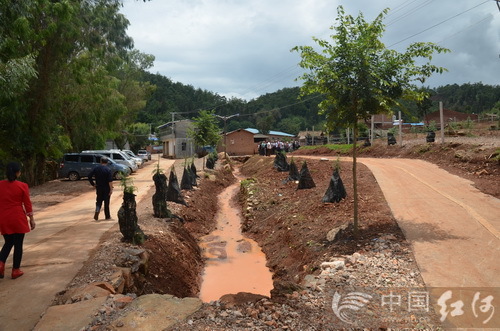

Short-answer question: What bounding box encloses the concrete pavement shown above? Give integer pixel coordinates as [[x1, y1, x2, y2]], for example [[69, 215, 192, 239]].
[[356, 157, 500, 288], [0, 158, 175, 331]]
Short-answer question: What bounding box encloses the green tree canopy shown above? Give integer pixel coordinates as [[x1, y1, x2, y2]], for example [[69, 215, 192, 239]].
[[188, 110, 221, 149], [292, 6, 449, 235], [0, 0, 153, 185]]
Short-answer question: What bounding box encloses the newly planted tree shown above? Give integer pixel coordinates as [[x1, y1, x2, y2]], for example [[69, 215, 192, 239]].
[[118, 173, 145, 244], [293, 6, 449, 235], [189, 110, 221, 157], [152, 162, 171, 218]]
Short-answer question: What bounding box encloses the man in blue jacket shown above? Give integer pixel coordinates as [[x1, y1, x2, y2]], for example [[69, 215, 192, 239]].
[[88, 157, 114, 220]]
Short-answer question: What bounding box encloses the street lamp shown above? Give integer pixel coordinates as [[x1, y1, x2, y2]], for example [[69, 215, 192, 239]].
[[214, 113, 240, 155]]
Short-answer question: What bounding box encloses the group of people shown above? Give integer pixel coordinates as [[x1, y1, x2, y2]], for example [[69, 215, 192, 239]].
[[257, 140, 301, 156], [0, 157, 114, 280]]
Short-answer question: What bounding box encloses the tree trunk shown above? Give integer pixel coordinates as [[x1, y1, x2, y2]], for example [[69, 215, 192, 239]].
[[180, 167, 193, 190], [352, 125, 359, 237], [152, 172, 171, 218], [297, 161, 315, 189], [166, 168, 187, 205], [118, 192, 145, 244], [322, 169, 347, 203]]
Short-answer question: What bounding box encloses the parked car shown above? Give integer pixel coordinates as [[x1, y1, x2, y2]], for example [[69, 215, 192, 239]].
[[120, 149, 144, 167], [82, 150, 138, 173], [58, 153, 130, 181], [137, 149, 151, 161]]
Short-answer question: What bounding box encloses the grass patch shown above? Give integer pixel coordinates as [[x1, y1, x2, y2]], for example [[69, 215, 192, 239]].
[[240, 177, 257, 188], [299, 144, 353, 154], [493, 149, 500, 162], [415, 144, 431, 154]]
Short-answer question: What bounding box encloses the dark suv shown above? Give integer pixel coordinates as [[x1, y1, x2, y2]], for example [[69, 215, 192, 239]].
[[58, 153, 130, 181]]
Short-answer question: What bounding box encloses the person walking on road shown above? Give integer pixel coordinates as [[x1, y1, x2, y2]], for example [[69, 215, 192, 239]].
[[0, 162, 36, 279], [88, 157, 114, 221]]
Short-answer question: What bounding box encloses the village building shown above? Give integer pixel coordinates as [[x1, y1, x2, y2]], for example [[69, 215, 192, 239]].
[[371, 114, 396, 129], [218, 128, 295, 156], [297, 130, 325, 146], [157, 119, 195, 159]]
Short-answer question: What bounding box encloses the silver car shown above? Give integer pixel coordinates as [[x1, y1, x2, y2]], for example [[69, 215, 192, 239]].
[[82, 150, 138, 173], [137, 149, 151, 161], [121, 149, 144, 168]]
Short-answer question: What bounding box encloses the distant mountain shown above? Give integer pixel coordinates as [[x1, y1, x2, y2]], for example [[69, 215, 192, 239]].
[[138, 72, 499, 135]]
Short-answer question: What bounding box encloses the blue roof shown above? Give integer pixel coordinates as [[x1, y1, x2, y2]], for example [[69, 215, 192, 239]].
[[245, 128, 294, 137]]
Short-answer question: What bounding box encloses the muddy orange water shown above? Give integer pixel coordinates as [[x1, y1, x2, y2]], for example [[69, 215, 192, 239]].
[[199, 176, 273, 302]]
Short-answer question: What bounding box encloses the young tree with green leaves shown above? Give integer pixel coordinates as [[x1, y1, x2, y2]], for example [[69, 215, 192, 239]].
[[292, 6, 449, 236], [188, 110, 221, 152]]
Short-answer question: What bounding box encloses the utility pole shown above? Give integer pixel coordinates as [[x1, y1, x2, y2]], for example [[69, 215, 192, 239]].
[[214, 113, 240, 155], [398, 111, 402, 146], [439, 101, 445, 144]]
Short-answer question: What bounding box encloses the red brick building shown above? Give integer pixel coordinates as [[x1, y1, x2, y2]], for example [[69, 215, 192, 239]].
[[220, 129, 257, 155], [218, 128, 295, 156]]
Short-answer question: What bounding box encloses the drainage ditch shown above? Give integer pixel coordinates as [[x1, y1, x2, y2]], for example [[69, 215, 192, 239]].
[[198, 171, 273, 302]]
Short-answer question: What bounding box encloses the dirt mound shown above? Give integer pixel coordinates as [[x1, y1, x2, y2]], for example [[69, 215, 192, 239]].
[[238, 156, 399, 286], [139, 222, 203, 298]]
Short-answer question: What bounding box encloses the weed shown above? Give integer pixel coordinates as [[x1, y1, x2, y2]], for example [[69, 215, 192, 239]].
[[493, 149, 500, 162], [333, 157, 341, 173], [240, 177, 257, 189], [416, 145, 431, 154]]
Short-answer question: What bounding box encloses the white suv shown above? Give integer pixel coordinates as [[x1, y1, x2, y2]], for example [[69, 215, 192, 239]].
[[137, 149, 151, 161]]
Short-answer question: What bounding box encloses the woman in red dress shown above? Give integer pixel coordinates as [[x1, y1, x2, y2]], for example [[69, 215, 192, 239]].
[[0, 162, 36, 279]]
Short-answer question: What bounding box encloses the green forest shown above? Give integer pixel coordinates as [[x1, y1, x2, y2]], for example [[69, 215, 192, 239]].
[[141, 74, 500, 136], [1, 1, 499, 185]]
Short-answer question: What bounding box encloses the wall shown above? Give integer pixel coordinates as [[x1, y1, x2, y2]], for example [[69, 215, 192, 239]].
[[222, 130, 257, 156]]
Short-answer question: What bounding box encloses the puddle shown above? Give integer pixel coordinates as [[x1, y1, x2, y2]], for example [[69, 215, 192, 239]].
[[199, 176, 273, 302]]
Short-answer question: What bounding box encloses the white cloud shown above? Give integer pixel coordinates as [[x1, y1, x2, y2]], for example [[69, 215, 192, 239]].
[[121, 0, 500, 100]]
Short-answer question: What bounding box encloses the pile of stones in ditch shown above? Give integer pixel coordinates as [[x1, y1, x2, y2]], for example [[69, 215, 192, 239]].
[[170, 233, 442, 330]]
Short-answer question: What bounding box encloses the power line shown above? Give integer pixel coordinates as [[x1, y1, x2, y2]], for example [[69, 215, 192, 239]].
[[388, 0, 490, 47], [387, 0, 422, 18], [386, 0, 434, 26], [436, 14, 491, 45]]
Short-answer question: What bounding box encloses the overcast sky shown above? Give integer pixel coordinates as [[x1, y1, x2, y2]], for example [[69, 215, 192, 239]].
[[120, 0, 500, 101]]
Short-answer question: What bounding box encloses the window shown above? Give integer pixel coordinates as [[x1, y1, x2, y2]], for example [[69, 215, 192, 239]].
[[64, 155, 79, 162], [181, 142, 187, 151], [113, 153, 124, 160], [80, 155, 94, 163]]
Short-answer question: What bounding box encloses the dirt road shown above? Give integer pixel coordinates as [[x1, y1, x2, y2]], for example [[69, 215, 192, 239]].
[[0, 158, 175, 331], [348, 157, 500, 287]]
